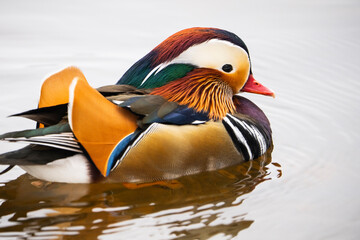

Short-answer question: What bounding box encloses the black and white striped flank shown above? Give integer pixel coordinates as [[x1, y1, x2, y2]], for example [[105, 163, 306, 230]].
[[222, 113, 270, 160]]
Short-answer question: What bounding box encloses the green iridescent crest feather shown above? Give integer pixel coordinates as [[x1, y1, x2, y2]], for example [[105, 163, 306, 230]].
[[140, 64, 194, 88], [118, 62, 194, 89]]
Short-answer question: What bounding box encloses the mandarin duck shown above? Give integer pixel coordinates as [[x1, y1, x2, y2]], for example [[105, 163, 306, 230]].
[[0, 27, 274, 183]]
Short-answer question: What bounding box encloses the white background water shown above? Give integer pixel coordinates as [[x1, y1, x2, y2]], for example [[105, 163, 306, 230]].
[[0, 0, 359, 239]]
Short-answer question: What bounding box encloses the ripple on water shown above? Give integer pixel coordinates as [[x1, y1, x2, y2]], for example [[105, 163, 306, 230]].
[[0, 148, 275, 239]]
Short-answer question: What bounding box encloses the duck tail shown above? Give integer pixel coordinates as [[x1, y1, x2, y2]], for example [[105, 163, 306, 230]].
[[0, 123, 81, 152]]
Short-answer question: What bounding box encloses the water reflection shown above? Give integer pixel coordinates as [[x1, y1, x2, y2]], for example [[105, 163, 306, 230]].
[[0, 147, 275, 239]]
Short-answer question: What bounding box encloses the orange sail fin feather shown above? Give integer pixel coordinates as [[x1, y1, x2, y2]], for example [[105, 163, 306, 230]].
[[39, 66, 85, 108], [151, 68, 236, 119], [68, 75, 138, 176], [37, 67, 86, 128]]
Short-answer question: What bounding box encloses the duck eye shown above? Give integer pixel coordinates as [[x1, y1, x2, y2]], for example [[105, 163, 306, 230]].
[[222, 64, 233, 73]]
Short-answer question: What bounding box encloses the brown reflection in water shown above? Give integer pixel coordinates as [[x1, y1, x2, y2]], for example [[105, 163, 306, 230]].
[[0, 146, 276, 240]]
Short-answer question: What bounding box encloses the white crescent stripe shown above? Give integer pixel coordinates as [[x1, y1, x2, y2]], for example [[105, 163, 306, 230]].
[[223, 116, 253, 159]]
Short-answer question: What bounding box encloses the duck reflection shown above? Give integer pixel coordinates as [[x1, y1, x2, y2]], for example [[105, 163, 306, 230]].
[[0, 146, 274, 240]]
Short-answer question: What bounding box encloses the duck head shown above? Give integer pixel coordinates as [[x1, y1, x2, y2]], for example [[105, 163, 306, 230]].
[[117, 27, 274, 119]]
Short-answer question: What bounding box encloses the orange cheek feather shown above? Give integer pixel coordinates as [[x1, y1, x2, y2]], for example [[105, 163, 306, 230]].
[[221, 65, 250, 93]]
